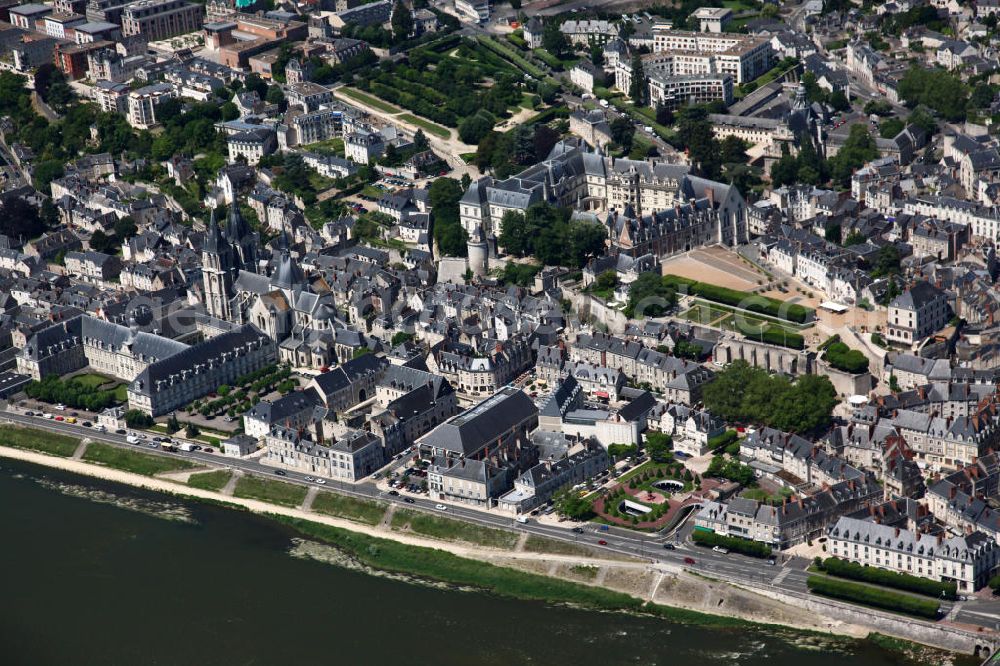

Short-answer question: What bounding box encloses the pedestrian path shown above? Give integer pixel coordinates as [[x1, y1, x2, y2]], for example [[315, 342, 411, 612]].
[[220, 470, 240, 496], [300, 486, 319, 512], [71, 438, 90, 460]]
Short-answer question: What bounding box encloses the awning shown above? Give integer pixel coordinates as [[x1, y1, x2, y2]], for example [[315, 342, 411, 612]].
[[819, 301, 849, 314], [594, 390, 610, 399]]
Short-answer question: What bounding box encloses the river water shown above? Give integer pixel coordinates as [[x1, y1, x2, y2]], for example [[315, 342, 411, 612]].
[[0, 458, 944, 665]]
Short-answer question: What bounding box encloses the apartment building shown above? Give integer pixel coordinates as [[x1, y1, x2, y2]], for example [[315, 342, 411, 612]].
[[827, 516, 1000, 593], [127, 82, 175, 129], [886, 281, 950, 348], [121, 0, 202, 41], [649, 26, 772, 84]]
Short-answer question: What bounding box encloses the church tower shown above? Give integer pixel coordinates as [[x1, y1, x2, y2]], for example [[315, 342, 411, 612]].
[[226, 205, 259, 273], [203, 209, 236, 321]]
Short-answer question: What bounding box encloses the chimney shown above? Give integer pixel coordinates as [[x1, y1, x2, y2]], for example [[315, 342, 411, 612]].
[[705, 186, 715, 209]]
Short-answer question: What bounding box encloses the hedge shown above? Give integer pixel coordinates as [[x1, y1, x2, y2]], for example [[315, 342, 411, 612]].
[[824, 342, 870, 374], [806, 576, 940, 619], [664, 275, 812, 323], [708, 430, 739, 453], [758, 327, 805, 350], [819, 558, 956, 600], [691, 529, 772, 558]]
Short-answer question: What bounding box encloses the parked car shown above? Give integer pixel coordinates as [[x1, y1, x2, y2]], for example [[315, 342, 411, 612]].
[[712, 546, 729, 554], [388, 490, 399, 496], [202, 448, 214, 454], [24, 411, 34, 416], [115, 429, 127, 435], [82, 421, 92, 428], [571, 527, 584, 534]]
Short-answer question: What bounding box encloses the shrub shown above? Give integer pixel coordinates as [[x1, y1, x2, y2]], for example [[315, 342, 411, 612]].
[[820, 557, 956, 599], [806, 576, 940, 619], [124, 409, 154, 429], [691, 529, 771, 558], [824, 342, 870, 374], [708, 430, 739, 453]]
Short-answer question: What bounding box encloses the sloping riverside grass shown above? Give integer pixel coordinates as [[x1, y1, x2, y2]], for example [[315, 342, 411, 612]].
[[233, 476, 308, 508], [0, 425, 79, 457], [311, 492, 388, 525], [665, 274, 813, 323], [186, 470, 233, 492], [806, 576, 940, 619], [83, 442, 197, 476], [818, 557, 957, 599], [275, 514, 777, 629], [391, 508, 519, 549]]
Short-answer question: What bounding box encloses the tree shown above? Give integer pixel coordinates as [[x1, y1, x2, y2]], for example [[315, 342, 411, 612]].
[[266, 85, 285, 106], [244, 74, 268, 99], [0, 197, 44, 241], [429, 177, 467, 257], [166, 414, 181, 434], [828, 124, 878, 187], [498, 210, 530, 255], [542, 20, 569, 58], [590, 43, 604, 68], [871, 245, 901, 277], [828, 89, 850, 112], [413, 128, 429, 152], [610, 116, 635, 152], [645, 431, 673, 463], [391, 0, 414, 40], [458, 112, 495, 144], [220, 101, 239, 121], [185, 422, 200, 438], [655, 102, 674, 126], [897, 66, 968, 122], [125, 410, 154, 429], [628, 52, 647, 105], [677, 107, 721, 179], [879, 117, 905, 139], [626, 272, 676, 318], [552, 485, 594, 521], [720, 136, 748, 164]]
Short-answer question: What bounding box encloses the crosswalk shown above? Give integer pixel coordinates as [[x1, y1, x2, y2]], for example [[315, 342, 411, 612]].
[[771, 566, 792, 586]]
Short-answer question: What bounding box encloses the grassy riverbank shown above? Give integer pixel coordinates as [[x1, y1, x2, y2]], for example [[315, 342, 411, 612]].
[[0, 441, 982, 665], [83, 443, 197, 476], [0, 425, 79, 457]]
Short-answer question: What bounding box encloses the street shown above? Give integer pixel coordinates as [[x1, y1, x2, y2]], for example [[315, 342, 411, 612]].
[[4, 405, 998, 637]]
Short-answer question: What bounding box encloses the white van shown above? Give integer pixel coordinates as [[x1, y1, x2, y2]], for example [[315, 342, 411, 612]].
[[516, 516, 529, 524], [126, 435, 139, 444]]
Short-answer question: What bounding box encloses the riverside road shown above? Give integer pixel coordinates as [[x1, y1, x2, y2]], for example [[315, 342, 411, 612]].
[[6, 406, 1000, 632]]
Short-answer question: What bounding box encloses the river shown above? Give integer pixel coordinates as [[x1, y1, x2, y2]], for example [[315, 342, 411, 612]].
[[0, 458, 948, 666]]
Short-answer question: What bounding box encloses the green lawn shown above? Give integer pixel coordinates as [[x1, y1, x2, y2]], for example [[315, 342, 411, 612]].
[[82, 442, 197, 476], [0, 425, 79, 457], [311, 492, 388, 525], [186, 470, 233, 492], [304, 137, 344, 156], [477, 35, 546, 79], [391, 509, 519, 549], [233, 475, 308, 508], [397, 113, 451, 138], [70, 373, 115, 389], [337, 87, 400, 114]]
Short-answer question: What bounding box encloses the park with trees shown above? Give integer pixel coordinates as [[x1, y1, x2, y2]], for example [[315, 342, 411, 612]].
[[703, 361, 838, 434]]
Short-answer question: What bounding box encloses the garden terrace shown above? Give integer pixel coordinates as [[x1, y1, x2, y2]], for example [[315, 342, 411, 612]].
[[354, 37, 529, 129], [666, 275, 814, 324]]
